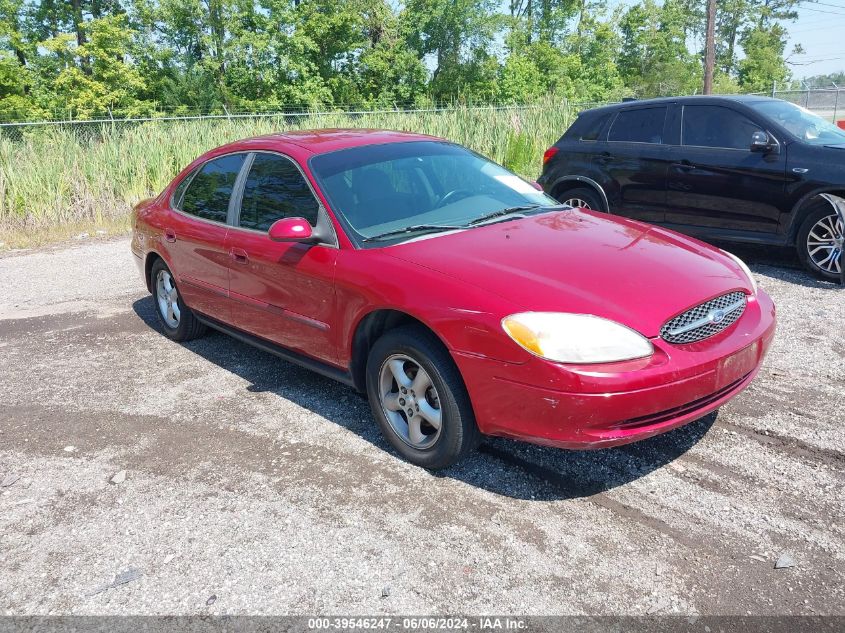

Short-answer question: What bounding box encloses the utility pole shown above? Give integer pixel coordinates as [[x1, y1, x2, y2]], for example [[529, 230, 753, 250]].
[[704, 0, 717, 94]]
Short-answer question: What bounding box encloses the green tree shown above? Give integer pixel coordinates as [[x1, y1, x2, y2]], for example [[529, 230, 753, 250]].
[[619, 0, 699, 97], [737, 23, 790, 93]]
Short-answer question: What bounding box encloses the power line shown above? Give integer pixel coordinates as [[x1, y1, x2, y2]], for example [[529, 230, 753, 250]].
[[806, 1, 845, 8], [789, 19, 845, 34], [800, 6, 845, 15]]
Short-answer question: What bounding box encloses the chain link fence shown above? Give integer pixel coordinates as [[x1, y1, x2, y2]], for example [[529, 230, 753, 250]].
[[769, 86, 845, 123], [0, 103, 561, 143], [1, 90, 840, 143]]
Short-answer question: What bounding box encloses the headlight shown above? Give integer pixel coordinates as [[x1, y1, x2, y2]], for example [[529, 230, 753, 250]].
[[721, 250, 757, 295], [501, 312, 653, 364]]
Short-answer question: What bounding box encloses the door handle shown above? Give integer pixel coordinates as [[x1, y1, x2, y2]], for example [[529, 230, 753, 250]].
[[597, 152, 615, 163], [164, 228, 176, 243], [229, 247, 248, 264], [675, 161, 696, 171]]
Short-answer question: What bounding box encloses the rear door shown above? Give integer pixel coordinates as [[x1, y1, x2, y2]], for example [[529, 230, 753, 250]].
[[597, 105, 672, 223], [665, 104, 787, 235], [225, 152, 339, 363], [166, 153, 247, 322]]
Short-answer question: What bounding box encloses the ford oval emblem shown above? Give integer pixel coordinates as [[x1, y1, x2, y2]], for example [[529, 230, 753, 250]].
[[709, 308, 726, 324]]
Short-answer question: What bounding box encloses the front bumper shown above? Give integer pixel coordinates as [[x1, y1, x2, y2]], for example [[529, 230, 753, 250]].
[[453, 290, 776, 449]]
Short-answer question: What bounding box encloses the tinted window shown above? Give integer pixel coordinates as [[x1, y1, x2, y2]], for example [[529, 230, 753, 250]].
[[580, 113, 610, 141], [564, 112, 608, 141], [181, 154, 246, 223], [608, 107, 667, 144], [238, 154, 320, 231], [171, 169, 196, 210], [683, 105, 763, 150]]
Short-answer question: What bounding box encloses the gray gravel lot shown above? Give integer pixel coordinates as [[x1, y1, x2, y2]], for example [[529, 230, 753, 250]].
[[0, 237, 843, 616]]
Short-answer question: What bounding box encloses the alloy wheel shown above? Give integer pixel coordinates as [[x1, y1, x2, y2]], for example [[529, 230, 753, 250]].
[[563, 197, 591, 209], [156, 269, 181, 328], [378, 354, 443, 450], [806, 213, 844, 275]]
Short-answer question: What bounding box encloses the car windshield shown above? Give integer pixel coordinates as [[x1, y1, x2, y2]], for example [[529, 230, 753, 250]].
[[750, 100, 845, 146], [309, 141, 559, 244]]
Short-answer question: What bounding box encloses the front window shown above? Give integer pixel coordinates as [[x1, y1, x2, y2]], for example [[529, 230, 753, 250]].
[[750, 100, 845, 146], [309, 141, 558, 245], [682, 105, 764, 150], [238, 153, 320, 231]]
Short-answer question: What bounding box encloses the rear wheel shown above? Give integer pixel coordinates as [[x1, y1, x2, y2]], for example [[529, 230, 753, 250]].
[[556, 186, 605, 212], [797, 201, 844, 281], [150, 259, 207, 341], [365, 325, 480, 470]]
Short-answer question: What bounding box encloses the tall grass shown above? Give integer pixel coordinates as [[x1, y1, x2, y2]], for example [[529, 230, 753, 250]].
[[0, 100, 572, 240]]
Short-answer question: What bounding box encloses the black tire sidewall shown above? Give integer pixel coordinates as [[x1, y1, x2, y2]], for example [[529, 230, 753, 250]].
[[365, 327, 477, 470], [797, 203, 841, 281]]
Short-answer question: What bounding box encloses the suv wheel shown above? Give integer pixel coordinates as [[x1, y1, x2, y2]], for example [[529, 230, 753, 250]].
[[797, 202, 844, 281], [150, 259, 207, 341], [365, 325, 480, 470], [557, 187, 605, 212]]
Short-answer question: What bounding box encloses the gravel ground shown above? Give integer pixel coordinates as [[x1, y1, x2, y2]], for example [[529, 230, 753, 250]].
[[0, 236, 843, 616]]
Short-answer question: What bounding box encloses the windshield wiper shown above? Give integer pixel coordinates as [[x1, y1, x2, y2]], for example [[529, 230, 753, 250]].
[[361, 224, 465, 242], [465, 203, 574, 226]]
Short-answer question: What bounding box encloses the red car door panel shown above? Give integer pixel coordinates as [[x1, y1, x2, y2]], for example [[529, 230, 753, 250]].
[[225, 231, 339, 362], [166, 211, 231, 322], [164, 152, 248, 322], [225, 151, 340, 365]]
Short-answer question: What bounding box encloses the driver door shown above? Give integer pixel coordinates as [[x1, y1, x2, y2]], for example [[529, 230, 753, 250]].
[[225, 152, 340, 364], [665, 104, 787, 235]]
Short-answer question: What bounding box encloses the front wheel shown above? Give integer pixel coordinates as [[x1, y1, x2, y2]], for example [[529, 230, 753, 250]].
[[797, 201, 844, 281], [365, 325, 480, 470]]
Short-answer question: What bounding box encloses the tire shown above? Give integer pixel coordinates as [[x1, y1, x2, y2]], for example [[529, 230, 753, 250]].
[[150, 258, 207, 342], [365, 325, 480, 470], [796, 200, 844, 281], [555, 186, 605, 212]]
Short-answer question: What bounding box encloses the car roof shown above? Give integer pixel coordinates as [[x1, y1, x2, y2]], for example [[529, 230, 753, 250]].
[[581, 94, 779, 115], [215, 128, 445, 156]]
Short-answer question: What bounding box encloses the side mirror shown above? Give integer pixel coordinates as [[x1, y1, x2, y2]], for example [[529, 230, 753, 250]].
[[750, 130, 775, 153], [268, 217, 313, 242]]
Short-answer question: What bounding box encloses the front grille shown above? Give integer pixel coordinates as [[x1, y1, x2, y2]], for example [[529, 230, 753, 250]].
[[660, 291, 747, 345]]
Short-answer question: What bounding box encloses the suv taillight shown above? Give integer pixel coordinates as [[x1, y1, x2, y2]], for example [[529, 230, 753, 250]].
[[542, 147, 559, 164]]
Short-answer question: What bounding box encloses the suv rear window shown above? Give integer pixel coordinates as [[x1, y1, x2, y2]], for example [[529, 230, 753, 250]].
[[566, 112, 610, 141], [608, 107, 667, 144]]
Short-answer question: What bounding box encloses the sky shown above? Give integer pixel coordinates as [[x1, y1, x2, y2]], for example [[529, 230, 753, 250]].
[[593, 0, 845, 82], [787, 2, 845, 80]]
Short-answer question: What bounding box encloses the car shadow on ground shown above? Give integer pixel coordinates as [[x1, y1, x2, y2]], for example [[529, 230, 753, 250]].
[[132, 296, 719, 501]]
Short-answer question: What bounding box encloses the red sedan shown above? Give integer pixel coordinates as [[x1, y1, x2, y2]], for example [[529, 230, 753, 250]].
[[131, 129, 776, 469]]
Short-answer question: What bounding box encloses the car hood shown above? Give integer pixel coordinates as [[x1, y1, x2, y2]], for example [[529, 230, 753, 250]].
[[385, 209, 751, 338]]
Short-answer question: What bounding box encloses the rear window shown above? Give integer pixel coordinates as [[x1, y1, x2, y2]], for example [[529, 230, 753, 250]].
[[181, 153, 246, 224], [565, 112, 609, 141], [608, 107, 667, 144]]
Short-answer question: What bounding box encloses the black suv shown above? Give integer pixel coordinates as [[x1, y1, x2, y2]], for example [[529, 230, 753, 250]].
[[538, 95, 845, 280]]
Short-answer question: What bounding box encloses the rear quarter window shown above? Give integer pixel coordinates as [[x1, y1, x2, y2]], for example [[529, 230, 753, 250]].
[[181, 153, 246, 224], [564, 112, 610, 141], [608, 107, 668, 144]]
